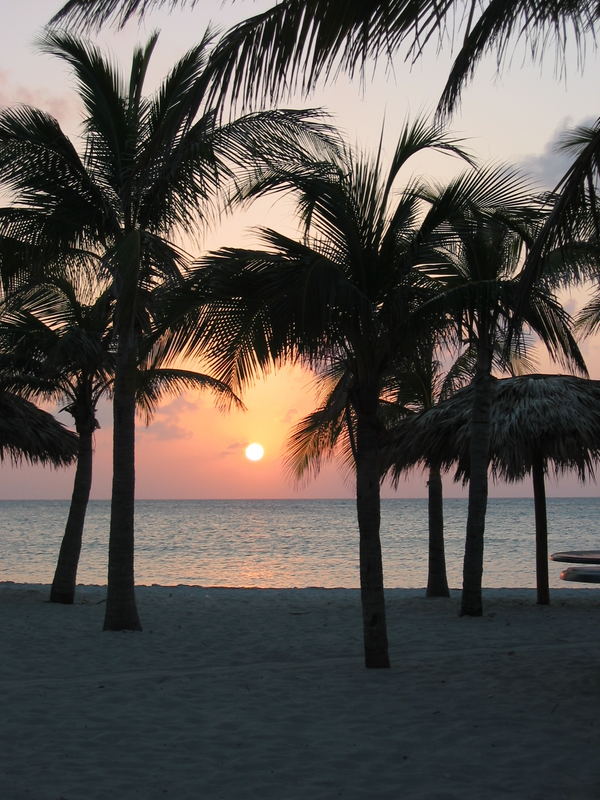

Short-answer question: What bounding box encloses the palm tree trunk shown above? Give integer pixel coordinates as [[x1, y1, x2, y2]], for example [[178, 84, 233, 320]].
[[103, 326, 142, 631], [426, 464, 449, 597], [460, 368, 493, 617], [531, 453, 550, 605], [355, 404, 390, 668], [49, 419, 94, 604]]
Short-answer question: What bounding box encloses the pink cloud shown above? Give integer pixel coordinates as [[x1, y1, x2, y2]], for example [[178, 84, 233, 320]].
[[0, 69, 75, 123]]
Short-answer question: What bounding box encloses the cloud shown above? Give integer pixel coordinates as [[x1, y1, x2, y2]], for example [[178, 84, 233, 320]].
[[140, 395, 200, 441], [217, 441, 246, 459], [281, 408, 299, 424], [160, 395, 200, 415], [0, 70, 76, 126], [141, 420, 193, 441], [519, 116, 597, 190]]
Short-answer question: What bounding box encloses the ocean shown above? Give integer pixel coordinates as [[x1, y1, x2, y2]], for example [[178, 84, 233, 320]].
[[0, 497, 597, 589]]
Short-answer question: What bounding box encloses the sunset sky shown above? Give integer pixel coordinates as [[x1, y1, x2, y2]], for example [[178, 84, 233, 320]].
[[1, 0, 599, 499]]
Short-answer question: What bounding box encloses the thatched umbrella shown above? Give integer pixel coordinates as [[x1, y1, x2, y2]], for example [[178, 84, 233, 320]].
[[391, 374, 600, 604], [0, 390, 78, 466]]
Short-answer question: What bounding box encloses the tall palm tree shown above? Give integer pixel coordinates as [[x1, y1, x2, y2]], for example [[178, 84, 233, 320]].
[[414, 177, 587, 615], [386, 332, 541, 598], [168, 118, 473, 668], [0, 29, 333, 630], [0, 274, 240, 605]]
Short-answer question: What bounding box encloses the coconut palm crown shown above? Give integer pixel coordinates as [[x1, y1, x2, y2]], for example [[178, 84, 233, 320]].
[[164, 118, 488, 668]]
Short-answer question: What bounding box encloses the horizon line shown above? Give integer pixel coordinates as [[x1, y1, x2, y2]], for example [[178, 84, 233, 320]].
[[0, 495, 597, 502]]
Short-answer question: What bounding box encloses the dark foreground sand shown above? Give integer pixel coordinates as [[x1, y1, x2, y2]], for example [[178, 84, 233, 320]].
[[1, 583, 599, 800]]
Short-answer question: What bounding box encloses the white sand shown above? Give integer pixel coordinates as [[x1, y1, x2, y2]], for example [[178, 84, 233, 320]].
[[1, 583, 599, 800]]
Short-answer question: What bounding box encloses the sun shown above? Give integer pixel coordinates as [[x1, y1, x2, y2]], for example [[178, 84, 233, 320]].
[[245, 442, 265, 461]]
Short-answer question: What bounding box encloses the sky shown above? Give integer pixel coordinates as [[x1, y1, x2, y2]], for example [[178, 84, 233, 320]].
[[1, 0, 599, 499]]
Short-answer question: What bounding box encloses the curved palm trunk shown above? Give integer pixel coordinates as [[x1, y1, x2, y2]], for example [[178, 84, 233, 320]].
[[49, 416, 94, 604], [103, 276, 142, 630], [531, 453, 550, 605], [460, 367, 493, 617], [355, 403, 390, 668], [426, 464, 449, 598]]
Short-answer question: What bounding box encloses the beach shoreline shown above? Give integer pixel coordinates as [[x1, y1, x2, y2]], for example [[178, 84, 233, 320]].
[[2, 582, 599, 799]]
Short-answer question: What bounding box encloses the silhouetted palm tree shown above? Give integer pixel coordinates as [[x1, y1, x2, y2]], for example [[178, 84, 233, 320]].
[[0, 29, 333, 630], [386, 334, 538, 598], [171, 118, 473, 667], [0, 276, 114, 603], [414, 175, 587, 615]]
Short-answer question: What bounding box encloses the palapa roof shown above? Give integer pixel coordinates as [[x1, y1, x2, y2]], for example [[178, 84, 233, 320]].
[[0, 391, 78, 467], [390, 374, 600, 483]]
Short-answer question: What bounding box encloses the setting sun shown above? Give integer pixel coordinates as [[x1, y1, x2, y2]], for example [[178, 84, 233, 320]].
[[245, 443, 265, 462]]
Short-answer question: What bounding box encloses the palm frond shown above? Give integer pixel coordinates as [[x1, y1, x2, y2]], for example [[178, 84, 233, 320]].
[[135, 367, 243, 424], [284, 368, 355, 483], [204, 1, 408, 109], [38, 31, 128, 181], [0, 105, 113, 247], [437, 0, 599, 116], [50, 0, 600, 121], [180, 235, 368, 388], [50, 0, 189, 29], [576, 290, 600, 336], [520, 118, 600, 294], [512, 282, 588, 375]]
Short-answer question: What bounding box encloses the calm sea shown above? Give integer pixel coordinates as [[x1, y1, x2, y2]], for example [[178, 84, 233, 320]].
[[0, 498, 597, 589]]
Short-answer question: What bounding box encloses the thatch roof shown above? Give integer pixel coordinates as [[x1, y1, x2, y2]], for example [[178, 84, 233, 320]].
[[0, 391, 78, 467], [390, 374, 600, 483]]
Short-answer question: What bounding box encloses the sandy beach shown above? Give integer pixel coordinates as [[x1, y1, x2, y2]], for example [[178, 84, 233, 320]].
[[1, 583, 599, 800]]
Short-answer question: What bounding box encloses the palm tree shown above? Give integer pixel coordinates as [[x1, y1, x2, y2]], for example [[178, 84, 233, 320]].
[[285, 338, 460, 599], [0, 273, 240, 605], [414, 176, 587, 615], [0, 30, 333, 630], [169, 118, 473, 668]]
